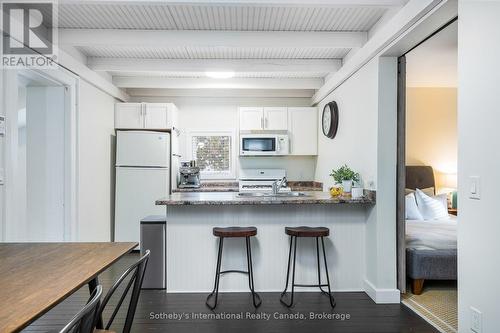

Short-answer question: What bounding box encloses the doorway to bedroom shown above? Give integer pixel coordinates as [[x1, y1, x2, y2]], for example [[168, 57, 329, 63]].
[[397, 19, 458, 333]]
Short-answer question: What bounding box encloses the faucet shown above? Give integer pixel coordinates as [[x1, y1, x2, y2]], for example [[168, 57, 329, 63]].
[[272, 176, 287, 194]]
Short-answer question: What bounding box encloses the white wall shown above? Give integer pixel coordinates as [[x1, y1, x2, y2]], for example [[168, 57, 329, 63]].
[[406, 87, 457, 189], [78, 80, 117, 241], [314, 59, 379, 190], [314, 57, 399, 303], [131, 96, 316, 181], [457, 2, 500, 332]]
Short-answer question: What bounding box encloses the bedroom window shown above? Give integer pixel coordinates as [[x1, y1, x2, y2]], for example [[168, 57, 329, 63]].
[[188, 131, 236, 179]]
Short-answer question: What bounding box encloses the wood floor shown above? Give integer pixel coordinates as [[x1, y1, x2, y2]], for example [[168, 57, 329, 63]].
[[24, 254, 437, 333]]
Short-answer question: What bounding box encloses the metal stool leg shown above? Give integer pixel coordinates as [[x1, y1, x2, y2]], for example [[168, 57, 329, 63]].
[[280, 235, 297, 307], [246, 237, 262, 308], [320, 236, 336, 308], [206, 237, 224, 310]]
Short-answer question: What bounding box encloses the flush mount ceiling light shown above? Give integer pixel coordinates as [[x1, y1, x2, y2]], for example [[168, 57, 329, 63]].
[[205, 71, 235, 79]]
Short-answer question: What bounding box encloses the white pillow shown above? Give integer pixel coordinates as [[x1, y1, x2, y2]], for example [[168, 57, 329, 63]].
[[414, 189, 449, 220], [405, 193, 424, 220]]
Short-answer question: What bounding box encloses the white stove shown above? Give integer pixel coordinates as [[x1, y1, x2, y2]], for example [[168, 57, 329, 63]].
[[239, 169, 291, 193]]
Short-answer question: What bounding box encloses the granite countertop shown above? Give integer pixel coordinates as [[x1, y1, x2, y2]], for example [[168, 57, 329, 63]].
[[173, 182, 239, 192], [173, 181, 323, 193], [156, 191, 375, 206]]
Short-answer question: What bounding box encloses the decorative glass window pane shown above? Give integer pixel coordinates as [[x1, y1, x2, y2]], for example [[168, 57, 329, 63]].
[[191, 135, 231, 173]]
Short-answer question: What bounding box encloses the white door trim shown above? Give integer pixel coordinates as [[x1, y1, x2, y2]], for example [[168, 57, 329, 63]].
[[1, 67, 79, 241]]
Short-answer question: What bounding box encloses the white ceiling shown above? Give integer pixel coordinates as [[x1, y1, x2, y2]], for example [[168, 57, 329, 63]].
[[406, 21, 457, 88], [54, 0, 410, 90], [56, 3, 387, 31], [79, 46, 352, 59]]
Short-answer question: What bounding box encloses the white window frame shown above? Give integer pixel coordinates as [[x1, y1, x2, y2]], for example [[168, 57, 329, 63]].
[[187, 130, 237, 180]]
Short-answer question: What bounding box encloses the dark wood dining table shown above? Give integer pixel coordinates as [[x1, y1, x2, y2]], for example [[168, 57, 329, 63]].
[[0, 242, 137, 333]]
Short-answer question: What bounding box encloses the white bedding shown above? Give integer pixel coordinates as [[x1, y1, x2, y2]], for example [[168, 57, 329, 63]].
[[406, 215, 457, 250]]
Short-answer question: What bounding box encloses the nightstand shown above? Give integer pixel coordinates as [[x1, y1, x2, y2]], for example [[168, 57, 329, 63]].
[[448, 208, 457, 216]]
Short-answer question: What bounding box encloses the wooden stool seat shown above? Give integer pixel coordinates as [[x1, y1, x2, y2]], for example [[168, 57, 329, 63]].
[[213, 226, 257, 238], [285, 226, 329, 237]]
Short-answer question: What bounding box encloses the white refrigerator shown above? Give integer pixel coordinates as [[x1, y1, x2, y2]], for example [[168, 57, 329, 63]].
[[114, 131, 170, 245]]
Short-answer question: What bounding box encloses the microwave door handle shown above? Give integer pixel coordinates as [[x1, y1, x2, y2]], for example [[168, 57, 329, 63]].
[[276, 138, 280, 153]]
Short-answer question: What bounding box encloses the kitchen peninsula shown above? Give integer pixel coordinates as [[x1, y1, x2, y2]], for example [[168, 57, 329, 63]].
[[156, 191, 375, 293]]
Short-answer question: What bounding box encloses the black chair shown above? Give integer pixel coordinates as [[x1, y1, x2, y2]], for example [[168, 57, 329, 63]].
[[95, 250, 150, 333], [59, 285, 102, 333]]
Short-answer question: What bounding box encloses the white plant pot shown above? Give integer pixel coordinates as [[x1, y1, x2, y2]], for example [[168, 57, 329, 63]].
[[342, 180, 353, 193]]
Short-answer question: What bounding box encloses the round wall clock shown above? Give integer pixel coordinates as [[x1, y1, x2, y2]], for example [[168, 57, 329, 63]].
[[322, 101, 339, 139]]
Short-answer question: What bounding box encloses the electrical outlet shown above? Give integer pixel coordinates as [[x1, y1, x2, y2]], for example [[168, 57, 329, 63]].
[[470, 307, 482, 333]]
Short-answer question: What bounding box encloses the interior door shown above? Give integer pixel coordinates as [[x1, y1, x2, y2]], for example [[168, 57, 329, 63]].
[[115, 103, 143, 129], [239, 107, 263, 130], [144, 103, 169, 129], [8, 83, 66, 241], [264, 107, 288, 130], [396, 56, 407, 293]]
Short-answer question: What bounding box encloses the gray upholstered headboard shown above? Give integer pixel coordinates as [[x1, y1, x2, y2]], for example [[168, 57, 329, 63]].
[[406, 166, 435, 192]]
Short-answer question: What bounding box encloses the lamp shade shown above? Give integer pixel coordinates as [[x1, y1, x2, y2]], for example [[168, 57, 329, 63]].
[[440, 173, 457, 190]]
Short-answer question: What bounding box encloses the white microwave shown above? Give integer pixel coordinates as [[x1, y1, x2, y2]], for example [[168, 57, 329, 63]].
[[240, 133, 289, 156]]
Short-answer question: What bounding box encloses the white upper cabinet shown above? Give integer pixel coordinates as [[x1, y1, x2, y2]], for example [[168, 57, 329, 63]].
[[144, 103, 169, 129], [263, 107, 288, 130], [115, 103, 143, 129], [239, 106, 288, 131], [288, 107, 318, 155], [115, 103, 177, 130], [239, 107, 264, 130]]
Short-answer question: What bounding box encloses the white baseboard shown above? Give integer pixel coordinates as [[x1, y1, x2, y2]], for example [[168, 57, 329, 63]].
[[363, 279, 400, 304]]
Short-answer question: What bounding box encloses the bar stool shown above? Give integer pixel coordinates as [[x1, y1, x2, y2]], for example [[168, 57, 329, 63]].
[[280, 226, 336, 308], [206, 226, 262, 310]]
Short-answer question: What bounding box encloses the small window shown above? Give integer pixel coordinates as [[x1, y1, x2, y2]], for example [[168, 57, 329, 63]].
[[189, 131, 236, 179]]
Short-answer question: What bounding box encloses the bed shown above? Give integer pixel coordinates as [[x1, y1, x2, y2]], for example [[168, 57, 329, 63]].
[[405, 166, 457, 295]]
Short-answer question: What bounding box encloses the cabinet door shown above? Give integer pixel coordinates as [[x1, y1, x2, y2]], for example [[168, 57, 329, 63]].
[[263, 107, 288, 130], [288, 107, 318, 155], [239, 107, 264, 130], [144, 103, 169, 129], [115, 103, 143, 129]]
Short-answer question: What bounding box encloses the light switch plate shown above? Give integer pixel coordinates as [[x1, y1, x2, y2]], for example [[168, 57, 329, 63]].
[[0, 116, 5, 136], [470, 307, 482, 333], [469, 176, 480, 200]]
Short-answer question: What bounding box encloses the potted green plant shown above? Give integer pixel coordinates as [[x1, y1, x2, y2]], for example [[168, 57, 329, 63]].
[[329, 164, 360, 193]]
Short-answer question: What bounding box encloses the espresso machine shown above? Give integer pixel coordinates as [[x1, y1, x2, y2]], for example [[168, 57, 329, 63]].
[[179, 161, 201, 188]]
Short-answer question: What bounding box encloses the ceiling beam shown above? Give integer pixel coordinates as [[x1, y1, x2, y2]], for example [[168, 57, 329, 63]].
[[60, 29, 367, 49], [88, 58, 341, 73], [126, 88, 315, 98], [59, 0, 408, 7], [113, 77, 323, 89]]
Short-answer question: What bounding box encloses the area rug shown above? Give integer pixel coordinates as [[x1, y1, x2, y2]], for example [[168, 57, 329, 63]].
[[402, 281, 457, 333]]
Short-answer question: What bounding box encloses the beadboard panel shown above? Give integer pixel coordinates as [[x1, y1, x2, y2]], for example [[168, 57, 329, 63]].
[[165, 204, 368, 293], [56, 4, 386, 32]]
